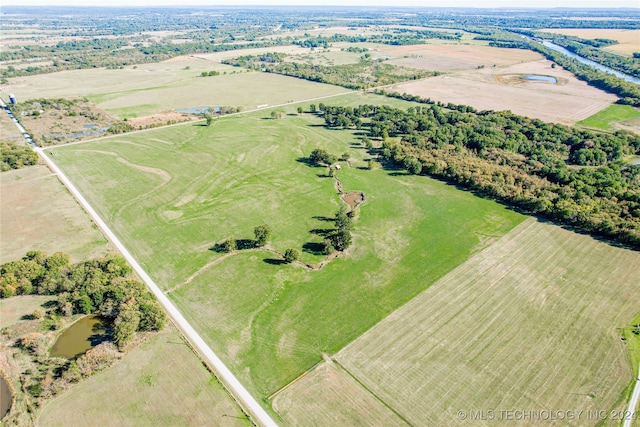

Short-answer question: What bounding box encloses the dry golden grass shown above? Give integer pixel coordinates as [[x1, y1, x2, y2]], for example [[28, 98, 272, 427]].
[[389, 58, 616, 124], [384, 43, 541, 72], [38, 325, 249, 427], [544, 28, 640, 57], [272, 360, 407, 427], [0, 165, 110, 263]]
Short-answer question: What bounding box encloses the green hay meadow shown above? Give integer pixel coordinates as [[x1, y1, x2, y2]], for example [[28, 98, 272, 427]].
[[49, 96, 524, 407], [577, 104, 640, 130]]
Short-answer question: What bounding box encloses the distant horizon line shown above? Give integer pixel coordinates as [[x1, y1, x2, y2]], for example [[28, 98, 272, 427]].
[[2, 4, 639, 8]]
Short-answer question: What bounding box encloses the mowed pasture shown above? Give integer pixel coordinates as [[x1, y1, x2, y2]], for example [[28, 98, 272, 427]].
[[544, 28, 640, 57], [48, 96, 524, 405], [2, 54, 347, 119], [38, 325, 249, 427], [389, 57, 617, 124], [0, 165, 110, 263], [0, 295, 55, 328], [273, 218, 640, 426], [578, 104, 640, 134]]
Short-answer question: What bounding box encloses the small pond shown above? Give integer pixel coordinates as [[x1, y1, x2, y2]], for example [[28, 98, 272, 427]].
[[49, 314, 112, 359], [525, 75, 557, 83], [0, 375, 11, 421]]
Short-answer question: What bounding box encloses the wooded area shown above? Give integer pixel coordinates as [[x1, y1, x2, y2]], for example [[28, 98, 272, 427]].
[[319, 101, 640, 248]]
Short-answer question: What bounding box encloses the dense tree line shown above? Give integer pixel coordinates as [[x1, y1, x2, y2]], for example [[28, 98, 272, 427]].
[[225, 53, 436, 89], [1, 141, 39, 171], [0, 251, 167, 348], [318, 102, 640, 248]]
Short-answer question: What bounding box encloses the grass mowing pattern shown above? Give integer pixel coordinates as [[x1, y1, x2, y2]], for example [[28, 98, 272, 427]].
[[577, 104, 640, 130], [327, 219, 640, 426], [50, 98, 524, 404]]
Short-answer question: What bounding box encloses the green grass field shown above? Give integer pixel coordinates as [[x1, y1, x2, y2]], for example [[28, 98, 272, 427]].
[[0, 295, 55, 328], [38, 325, 249, 427], [273, 218, 639, 426], [577, 104, 640, 130], [49, 94, 524, 412]]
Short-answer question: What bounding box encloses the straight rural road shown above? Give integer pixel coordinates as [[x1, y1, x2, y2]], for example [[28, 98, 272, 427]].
[[36, 147, 279, 427], [0, 96, 278, 427], [624, 363, 640, 427]]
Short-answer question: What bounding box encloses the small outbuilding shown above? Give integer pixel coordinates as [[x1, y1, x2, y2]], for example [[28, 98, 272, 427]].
[[9, 94, 17, 105], [335, 164, 342, 170]]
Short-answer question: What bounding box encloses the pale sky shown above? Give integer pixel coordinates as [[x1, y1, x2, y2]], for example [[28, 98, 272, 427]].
[[5, 0, 640, 8]]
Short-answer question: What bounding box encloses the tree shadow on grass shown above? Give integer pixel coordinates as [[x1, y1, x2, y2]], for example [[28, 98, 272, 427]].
[[263, 258, 286, 265], [236, 239, 258, 250], [312, 215, 336, 222], [310, 228, 335, 237], [302, 242, 326, 255]]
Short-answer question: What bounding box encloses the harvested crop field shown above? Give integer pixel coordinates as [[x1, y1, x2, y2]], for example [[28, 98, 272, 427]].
[[273, 218, 640, 426], [383, 44, 541, 72], [543, 28, 640, 57], [0, 165, 109, 263], [389, 59, 616, 124]]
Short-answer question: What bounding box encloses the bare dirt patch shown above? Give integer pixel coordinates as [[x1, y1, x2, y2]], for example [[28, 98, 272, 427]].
[[383, 44, 541, 72], [125, 110, 199, 129], [0, 166, 110, 263], [340, 191, 365, 212], [389, 59, 617, 124]]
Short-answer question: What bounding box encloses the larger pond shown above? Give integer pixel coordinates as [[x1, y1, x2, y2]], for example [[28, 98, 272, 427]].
[[541, 41, 640, 85], [50, 314, 112, 359], [0, 375, 11, 421]]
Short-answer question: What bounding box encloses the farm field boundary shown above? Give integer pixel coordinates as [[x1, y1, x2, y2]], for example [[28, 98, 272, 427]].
[[274, 218, 640, 426]]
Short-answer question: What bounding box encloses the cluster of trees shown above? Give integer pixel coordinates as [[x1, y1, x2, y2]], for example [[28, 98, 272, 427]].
[[217, 224, 272, 253], [324, 207, 353, 253], [318, 103, 640, 248], [0, 251, 167, 349], [1, 141, 38, 171], [200, 70, 221, 77]]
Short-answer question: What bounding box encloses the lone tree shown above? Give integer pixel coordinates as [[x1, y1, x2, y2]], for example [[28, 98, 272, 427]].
[[254, 224, 271, 246], [297, 106, 303, 114], [283, 248, 299, 263], [221, 238, 236, 252], [204, 114, 214, 126]]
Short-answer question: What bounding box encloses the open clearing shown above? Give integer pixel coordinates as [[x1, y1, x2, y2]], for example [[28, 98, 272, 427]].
[[38, 325, 249, 427], [273, 218, 640, 426], [578, 104, 640, 134], [389, 58, 617, 124], [543, 29, 640, 57], [0, 165, 110, 263], [49, 95, 524, 407], [0, 295, 55, 328], [1, 52, 347, 119]]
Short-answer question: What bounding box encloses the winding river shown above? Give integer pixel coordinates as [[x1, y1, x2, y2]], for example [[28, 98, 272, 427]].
[[541, 40, 640, 85]]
